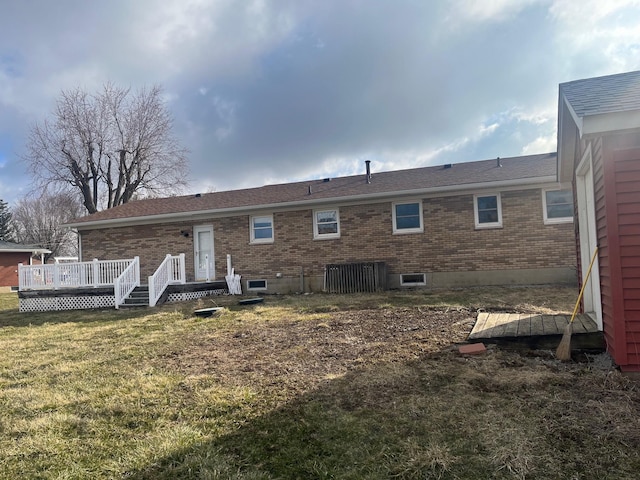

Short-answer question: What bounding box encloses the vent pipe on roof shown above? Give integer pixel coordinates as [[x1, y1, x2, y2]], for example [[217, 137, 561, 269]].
[[308, 185, 312, 195], [497, 157, 502, 168], [365, 160, 371, 184]]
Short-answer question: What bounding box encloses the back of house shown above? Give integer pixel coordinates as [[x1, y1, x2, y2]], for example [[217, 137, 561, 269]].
[[66, 152, 576, 294]]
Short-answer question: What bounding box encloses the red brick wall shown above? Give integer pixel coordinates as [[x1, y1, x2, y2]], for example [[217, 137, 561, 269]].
[[0, 252, 32, 287], [79, 188, 575, 287]]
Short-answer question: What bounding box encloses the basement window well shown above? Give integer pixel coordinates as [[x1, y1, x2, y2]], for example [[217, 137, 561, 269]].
[[400, 273, 427, 286], [247, 279, 267, 291]]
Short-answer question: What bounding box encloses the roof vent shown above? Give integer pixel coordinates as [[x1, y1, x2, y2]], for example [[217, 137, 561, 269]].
[[443, 164, 452, 169], [497, 157, 502, 168], [195, 193, 202, 198], [323, 178, 331, 182], [365, 160, 371, 184], [308, 185, 312, 195]]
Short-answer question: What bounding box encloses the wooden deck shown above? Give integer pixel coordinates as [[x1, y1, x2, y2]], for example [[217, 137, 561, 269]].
[[469, 312, 604, 350]]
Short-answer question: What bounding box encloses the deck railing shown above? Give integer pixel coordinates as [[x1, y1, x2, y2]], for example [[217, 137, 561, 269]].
[[148, 254, 186, 307], [19, 258, 138, 291], [114, 257, 141, 309]]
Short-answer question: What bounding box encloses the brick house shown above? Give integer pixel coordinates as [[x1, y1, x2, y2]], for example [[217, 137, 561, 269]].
[[0, 240, 49, 290], [65, 152, 576, 293]]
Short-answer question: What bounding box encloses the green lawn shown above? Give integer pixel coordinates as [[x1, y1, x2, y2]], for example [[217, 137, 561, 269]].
[[1, 288, 639, 479]]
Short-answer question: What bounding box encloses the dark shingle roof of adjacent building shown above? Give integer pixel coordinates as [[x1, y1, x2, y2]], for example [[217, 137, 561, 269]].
[[560, 70, 640, 117], [0, 240, 50, 253], [67, 152, 558, 228]]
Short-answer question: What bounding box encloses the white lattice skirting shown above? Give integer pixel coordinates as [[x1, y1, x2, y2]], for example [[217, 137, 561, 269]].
[[20, 295, 116, 312], [167, 289, 227, 303], [19, 289, 227, 312]]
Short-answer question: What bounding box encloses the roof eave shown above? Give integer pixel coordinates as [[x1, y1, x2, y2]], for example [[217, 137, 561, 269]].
[[66, 175, 558, 230], [0, 248, 51, 254], [581, 110, 640, 136], [557, 94, 581, 183]]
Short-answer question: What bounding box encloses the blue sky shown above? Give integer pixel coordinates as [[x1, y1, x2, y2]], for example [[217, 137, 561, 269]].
[[1, 0, 640, 206]]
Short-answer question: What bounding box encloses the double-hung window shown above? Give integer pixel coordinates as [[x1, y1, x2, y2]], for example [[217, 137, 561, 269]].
[[392, 201, 423, 234], [250, 215, 274, 244], [474, 193, 502, 228], [313, 209, 340, 239], [543, 188, 573, 224]]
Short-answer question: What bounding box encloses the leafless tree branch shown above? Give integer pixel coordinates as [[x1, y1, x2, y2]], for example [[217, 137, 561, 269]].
[[24, 83, 189, 214]]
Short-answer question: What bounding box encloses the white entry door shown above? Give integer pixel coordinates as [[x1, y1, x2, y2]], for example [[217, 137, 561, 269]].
[[576, 149, 602, 329], [194, 225, 215, 281]]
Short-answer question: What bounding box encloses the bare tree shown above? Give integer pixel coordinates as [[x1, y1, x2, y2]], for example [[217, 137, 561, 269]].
[[25, 83, 189, 214], [12, 192, 83, 261]]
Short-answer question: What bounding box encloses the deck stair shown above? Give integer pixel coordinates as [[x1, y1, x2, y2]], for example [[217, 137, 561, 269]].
[[121, 285, 149, 307]]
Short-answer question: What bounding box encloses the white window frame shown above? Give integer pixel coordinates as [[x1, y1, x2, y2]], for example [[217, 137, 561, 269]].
[[247, 279, 268, 291], [474, 193, 503, 229], [400, 273, 427, 286], [542, 188, 574, 225], [250, 214, 274, 244], [313, 208, 340, 239], [392, 200, 424, 234]]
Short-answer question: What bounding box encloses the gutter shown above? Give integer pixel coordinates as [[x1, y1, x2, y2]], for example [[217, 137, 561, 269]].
[[65, 175, 558, 230]]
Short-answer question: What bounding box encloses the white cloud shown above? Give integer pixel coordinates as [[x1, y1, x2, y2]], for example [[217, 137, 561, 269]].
[[1, 1, 640, 205], [445, 0, 545, 24], [521, 134, 557, 155]]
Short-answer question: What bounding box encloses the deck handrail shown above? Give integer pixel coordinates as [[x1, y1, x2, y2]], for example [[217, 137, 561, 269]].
[[148, 253, 186, 307], [18, 258, 137, 291], [114, 256, 140, 309]]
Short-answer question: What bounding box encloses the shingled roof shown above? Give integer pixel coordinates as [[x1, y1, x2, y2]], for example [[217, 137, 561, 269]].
[[0, 240, 50, 254], [66, 152, 558, 228], [560, 70, 640, 117], [557, 70, 640, 182]]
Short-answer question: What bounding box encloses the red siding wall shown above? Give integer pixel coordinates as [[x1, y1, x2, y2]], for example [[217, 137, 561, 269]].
[[602, 147, 640, 371]]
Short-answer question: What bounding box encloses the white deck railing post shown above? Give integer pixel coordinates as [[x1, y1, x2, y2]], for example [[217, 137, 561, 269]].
[[179, 253, 186, 284], [93, 259, 99, 288], [18, 263, 24, 291]]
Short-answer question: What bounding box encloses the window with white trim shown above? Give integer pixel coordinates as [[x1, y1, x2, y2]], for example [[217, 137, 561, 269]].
[[250, 215, 274, 244], [392, 201, 424, 234], [313, 208, 340, 239], [543, 188, 573, 224], [474, 193, 502, 228]]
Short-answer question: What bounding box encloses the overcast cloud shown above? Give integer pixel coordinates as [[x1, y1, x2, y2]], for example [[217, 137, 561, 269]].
[[1, 0, 640, 205]]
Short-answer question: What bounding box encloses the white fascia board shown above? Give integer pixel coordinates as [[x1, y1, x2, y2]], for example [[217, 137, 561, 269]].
[[67, 175, 557, 229], [0, 248, 51, 254], [562, 95, 583, 136], [557, 96, 580, 183], [581, 109, 640, 136]]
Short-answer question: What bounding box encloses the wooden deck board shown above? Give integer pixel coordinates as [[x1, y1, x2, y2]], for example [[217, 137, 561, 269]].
[[554, 315, 569, 333], [517, 314, 531, 336], [469, 312, 490, 340], [469, 312, 602, 340], [542, 315, 560, 335], [529, 314, 544, 336], [502, 313, 520, 337], [491, 313, 511, 337]]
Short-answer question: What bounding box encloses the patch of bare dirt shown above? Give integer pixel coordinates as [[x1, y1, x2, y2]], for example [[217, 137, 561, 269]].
[[162, 306, 475, 394]]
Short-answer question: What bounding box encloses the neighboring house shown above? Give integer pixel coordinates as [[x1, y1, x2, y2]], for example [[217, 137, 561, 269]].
[[557, 70, 640, 373], [0, 240, 50, 290], [65, 152, 576, 293]]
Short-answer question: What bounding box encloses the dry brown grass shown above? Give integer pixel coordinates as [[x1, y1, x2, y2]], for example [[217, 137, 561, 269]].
[[2, 286, 639, 479]]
